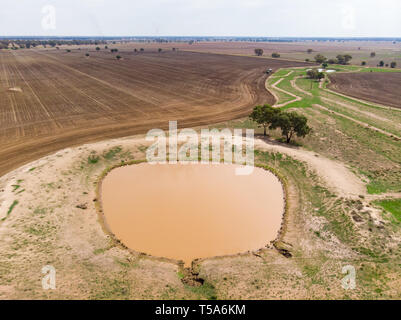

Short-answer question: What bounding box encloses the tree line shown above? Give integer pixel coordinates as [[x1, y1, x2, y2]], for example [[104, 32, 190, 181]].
[[254, 49, 281, 58], [0, 39, 106, 50], [313, 54, 352, 65]]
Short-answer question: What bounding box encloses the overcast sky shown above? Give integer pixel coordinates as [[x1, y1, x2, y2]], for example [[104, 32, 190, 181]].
[[1, 0, 400, 37]]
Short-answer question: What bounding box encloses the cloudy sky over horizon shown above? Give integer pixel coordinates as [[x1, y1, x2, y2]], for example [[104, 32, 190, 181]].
[[1, 0, 400, 37]]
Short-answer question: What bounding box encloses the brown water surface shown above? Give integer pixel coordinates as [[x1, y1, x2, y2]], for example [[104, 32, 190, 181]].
[[101, 163, 284, 266]]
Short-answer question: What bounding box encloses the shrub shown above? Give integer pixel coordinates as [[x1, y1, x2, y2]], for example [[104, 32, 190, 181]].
[[254, 48, 263, 56], [307, 69, 324, 81], [336, 54, 352, 65], [314, 54, 327, 63], [88, 155, 100, 164]]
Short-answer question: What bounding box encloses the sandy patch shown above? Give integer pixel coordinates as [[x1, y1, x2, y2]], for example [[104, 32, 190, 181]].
[[7, 87, 22, 92], [254, 138, 366, 197]]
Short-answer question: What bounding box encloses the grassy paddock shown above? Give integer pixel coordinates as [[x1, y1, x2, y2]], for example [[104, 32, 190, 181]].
[[258, 65, 401, 194], [374, 199, 401, 222]]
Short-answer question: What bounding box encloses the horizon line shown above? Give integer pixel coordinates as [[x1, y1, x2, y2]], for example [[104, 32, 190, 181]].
[[1, 36, 400, 39]]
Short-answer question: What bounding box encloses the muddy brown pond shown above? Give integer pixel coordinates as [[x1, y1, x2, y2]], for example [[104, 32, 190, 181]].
[[101, 163, 285, 266]]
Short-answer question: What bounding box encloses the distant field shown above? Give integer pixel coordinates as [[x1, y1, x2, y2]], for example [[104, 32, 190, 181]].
[[0, 48, 309, 176], [328, 72, 401, 108], [118, 41, 401, 69]]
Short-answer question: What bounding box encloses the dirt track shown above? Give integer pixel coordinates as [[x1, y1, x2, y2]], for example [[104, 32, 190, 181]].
[[328, 72, 401, 109], [0, 49, 309, 176]]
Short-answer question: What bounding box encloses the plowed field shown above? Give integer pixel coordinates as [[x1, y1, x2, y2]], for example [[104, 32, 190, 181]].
[[328, 72, 401, 108], [0, 48, 308, 175]]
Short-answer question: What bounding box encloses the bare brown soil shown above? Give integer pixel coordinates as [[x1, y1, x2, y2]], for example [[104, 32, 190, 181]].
[[0, 48, 308, 177], [114, 41, 401, 68], [118, 40, 401, 57], [328, 72, 401, 109]]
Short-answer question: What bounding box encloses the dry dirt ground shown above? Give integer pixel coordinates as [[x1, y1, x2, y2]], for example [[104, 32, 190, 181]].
[[0, 48, 309, 177], [328, 72, 401, 109]]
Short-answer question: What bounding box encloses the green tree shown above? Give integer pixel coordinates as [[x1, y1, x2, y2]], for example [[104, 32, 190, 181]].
[[361, 61, 367, 66], [307, 49, 313, 54], [336, 54, 352, 65], [272, 52, 281, 58], [307, 69, 324, 81], [337, 55, 345, 64], [249, 104, 280, 136], [379, 60, 385, 67], [314, 54, 327, 63], [254, 48, 263, 56], [116, 55, 121, 60], [344, 54, 352, 64], [390, 62, 397, 68], [307, 69, 317, 79], [96, 47, 100, 51], [271, 112, 311, 143]]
